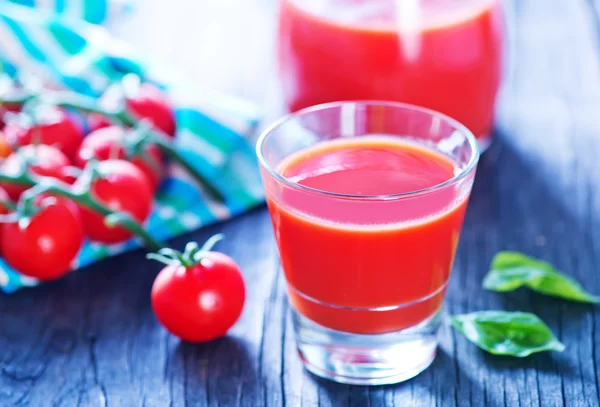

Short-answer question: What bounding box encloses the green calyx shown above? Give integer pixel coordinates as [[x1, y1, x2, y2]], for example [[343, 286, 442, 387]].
[[146, 234, 224, 268]]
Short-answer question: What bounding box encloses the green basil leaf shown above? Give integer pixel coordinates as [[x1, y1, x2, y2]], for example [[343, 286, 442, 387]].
[[483, 251, 600, 303], [450, 311, 565, 357]]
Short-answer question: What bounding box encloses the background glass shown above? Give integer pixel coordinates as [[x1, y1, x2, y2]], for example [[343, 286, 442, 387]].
[[277, 0, 506, 151]]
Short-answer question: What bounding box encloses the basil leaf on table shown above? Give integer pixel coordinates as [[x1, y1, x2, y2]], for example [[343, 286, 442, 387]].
[[450, 311, 565, 357], [482, 251, 600, 303]]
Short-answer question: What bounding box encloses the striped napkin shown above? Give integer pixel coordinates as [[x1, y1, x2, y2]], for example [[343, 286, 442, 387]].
[[0, 1, 265, 292], [5, 0, 116, 24]]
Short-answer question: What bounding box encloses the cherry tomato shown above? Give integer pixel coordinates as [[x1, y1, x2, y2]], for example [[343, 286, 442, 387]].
[[127, 83, 176, 137], [0, 186, 10, 214], [87, 113, 112, 133], [73, 126, 164, 190], [77, 159, 153, 244], [1, 103, 22, 114], [0, 103, 22, 128], [151, 249, 246, 343], [4, 107, 84, 158], [1, 196, 84, 281], [1, 145, 72, 200], [0, 131, 13, 159], [0, 185, 11, 249], [0, 80, 25, 124]]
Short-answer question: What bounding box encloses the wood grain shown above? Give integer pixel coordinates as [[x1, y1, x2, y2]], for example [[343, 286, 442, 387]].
[[1, 0, 599, 405]]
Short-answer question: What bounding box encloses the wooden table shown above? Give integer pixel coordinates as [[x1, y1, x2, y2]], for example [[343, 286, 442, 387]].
[[1, 0, 600, 405]]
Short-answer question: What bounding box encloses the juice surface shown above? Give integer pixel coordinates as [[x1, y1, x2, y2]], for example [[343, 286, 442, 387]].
[[267, 137, 470, 334], [278, 0, 504, 140]]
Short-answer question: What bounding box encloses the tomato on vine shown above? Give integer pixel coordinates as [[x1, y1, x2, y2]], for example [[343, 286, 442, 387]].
[[1, 145, 73, 200], [77, 159, 153, 244], [4, 107, 84, 158], [88, 82, 176, 137], [126, 83, 176, 137], [148, 235, 246, 343], [0, 185, 11, 248], [1, 103, 22, 115], [87, 113, 112, 133], [0, 103, 21, 129], [0, 104, 20, 128], [74, 126, 164, 190], [0, 186, 10, 213], [1, 196, 84, 281], [0, 131, 12, 159]]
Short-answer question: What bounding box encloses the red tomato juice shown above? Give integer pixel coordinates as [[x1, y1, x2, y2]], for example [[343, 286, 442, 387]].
[[266, 137, 470, 334], [278, 0, 505, 141]]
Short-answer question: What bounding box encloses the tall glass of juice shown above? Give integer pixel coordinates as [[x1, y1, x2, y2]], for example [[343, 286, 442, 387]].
[[257, 101, 479, 385], [277, 0, 505, 150]]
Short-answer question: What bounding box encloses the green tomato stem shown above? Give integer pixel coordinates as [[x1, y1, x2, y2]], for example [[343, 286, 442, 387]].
[[0, 172, 166, 251], [1, 85, 226, 257], [4, 89, 226, 202], [53, 95, 225, 202], [0, 197, 17, 211], [151, 134, 225, 202], [0, 94, 34, 106]]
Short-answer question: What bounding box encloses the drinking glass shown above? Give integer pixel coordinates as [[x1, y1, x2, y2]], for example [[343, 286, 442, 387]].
[[257, 101, 479, 385]]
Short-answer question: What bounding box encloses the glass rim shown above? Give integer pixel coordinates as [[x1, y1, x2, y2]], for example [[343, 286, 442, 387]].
[[256, 100, 480, 201]]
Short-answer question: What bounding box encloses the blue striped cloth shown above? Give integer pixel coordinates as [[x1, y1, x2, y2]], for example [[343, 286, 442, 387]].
[[6, 0, 128, 24], [0, 1, 265, 292]]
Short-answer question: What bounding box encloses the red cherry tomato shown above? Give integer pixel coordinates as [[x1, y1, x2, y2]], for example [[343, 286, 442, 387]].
[[87, 113, 112, 133], [0, 185, 11, 248], [77, 159, 153, 244], [0, 186, 10, 214], [1, 196, 84, 281], [1, 145, 72, 200], [0, 131, 12, 159], [1, 103, 22, 114], [151, 250, 245, 343], [0, 103, 22, 128], [127, 83, 176, 137], [4, 108, 84, 158], [73, 126, 164, 190]]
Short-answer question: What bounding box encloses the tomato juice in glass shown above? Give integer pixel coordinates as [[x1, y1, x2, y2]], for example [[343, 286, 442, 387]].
[[277, 0, 505, 149], [257, 102, 478, 385]]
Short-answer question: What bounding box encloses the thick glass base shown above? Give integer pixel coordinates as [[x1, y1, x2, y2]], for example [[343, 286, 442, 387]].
[[292, 309, 441, 385]]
